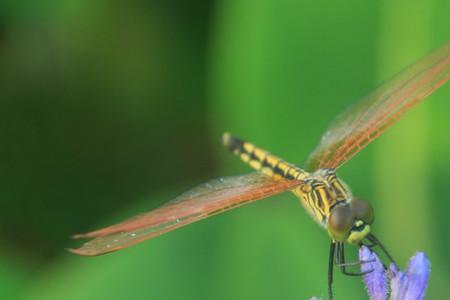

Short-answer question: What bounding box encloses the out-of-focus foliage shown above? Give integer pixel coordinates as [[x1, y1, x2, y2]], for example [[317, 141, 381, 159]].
[[0, 0, 449, 299], [0, 0, 213, 260]]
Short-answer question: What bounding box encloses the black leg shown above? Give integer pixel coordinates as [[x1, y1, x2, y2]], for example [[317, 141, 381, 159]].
[[368, 234, 396, 265], [359, 240, 377, 249], [335, 242, 340, 264], [328, 242, 336, 300], [336, 243, 373, 276]]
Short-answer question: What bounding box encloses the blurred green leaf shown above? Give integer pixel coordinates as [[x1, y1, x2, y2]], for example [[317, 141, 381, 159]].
[[0, 252, 30, 300]]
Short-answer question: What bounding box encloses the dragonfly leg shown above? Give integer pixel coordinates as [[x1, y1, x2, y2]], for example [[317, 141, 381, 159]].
[[367, 234, 397, 266], [328, 241, 336, 300], [328, 241, 376, 299], [360, 240, 377, 249], [336, 243, 373, 276]]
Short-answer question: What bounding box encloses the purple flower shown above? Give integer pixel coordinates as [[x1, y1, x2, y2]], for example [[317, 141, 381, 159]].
[[389, 252, 430, 300], [389, 264, 408, 300], [359, 246, 430, 300], [359, 246, 387, 300]]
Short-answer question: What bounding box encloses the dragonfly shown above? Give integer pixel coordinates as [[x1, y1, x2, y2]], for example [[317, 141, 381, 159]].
[[69, 41, 450, 299]]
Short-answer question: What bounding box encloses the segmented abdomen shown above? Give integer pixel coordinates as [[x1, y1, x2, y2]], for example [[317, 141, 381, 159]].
[[221, 133, 307, 181]]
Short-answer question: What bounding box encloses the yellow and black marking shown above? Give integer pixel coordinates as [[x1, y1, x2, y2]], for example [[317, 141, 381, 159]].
[[323, 170, 350, 202], [292, 169, 350, 225], [222, 132, 308, 181], [296, 181, 331, 224], [222, 133, 352, 227]]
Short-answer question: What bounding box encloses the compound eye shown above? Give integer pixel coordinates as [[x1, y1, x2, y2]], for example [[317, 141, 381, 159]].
[[328, 205, 353, 241], [350, 198, 374, 224]]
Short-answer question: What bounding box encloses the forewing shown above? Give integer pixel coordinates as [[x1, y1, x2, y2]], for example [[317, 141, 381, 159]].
[[69, 173, 300, 256], [306, 41, 450, 171]]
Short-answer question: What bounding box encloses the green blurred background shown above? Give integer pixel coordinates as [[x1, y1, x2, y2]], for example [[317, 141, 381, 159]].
[[0, 0, 449, 299]]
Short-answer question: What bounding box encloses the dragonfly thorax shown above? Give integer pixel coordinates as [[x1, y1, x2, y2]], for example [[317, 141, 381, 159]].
[[293, 169, 374, 244], [293, 169, 350, 224]]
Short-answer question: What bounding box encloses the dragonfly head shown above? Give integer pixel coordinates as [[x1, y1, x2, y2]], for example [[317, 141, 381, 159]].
[[327, 198, 374, 244]]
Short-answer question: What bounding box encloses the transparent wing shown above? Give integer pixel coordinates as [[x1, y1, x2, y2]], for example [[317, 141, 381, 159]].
[[305, 41, 450, 171], [69, 173, 301, 256]]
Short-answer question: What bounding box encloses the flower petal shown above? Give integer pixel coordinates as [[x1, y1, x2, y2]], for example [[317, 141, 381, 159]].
[[404, 252, 430, 300], [359, 246, 387, 300], [389, 264, 408, 300]]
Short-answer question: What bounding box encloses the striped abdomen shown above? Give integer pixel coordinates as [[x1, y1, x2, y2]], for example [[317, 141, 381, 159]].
[[221, 133, 352, 227], [221, 133, 308, 181]]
